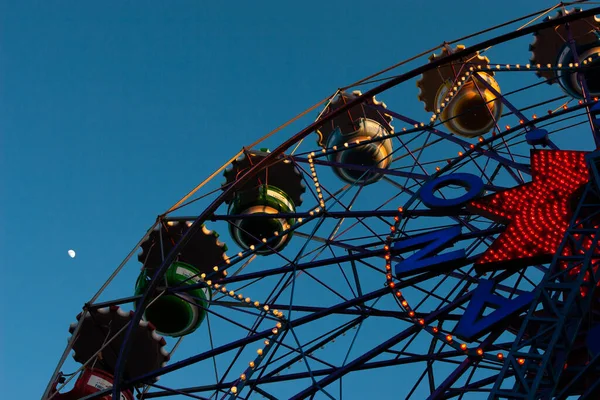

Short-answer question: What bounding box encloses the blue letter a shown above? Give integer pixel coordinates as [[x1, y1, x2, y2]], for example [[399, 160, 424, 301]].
[[454, 279, 534, 341]]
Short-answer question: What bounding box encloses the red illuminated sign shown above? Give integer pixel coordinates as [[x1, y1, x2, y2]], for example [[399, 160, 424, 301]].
[[470, 150, 589, 270]]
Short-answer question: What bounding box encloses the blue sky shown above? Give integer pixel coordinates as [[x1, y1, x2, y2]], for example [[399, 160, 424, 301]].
[[1, 1, 562, 398]]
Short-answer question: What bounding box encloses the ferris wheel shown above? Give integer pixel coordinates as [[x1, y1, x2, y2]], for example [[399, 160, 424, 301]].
[[44, 3, 600, 399]]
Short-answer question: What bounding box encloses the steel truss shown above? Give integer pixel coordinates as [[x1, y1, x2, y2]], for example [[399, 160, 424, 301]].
[[490, 150, 600, 399]]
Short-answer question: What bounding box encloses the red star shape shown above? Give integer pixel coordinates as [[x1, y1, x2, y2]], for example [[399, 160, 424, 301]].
[[469, 150, 589, 271]]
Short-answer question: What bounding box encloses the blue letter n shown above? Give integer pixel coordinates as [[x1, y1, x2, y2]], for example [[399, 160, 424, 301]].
[[394, 226, 466, 279]]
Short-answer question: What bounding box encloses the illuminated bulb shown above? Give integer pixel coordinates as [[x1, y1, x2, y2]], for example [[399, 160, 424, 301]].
[[264, 340, 270, 346], [518, 358, 525, 365], [231, 387, 237, 394], [213, 266, 219, 272], [477, 348, 483, 356], [497, 353, 504, 360], [257, 349, 263, 356], [229, 290, 234, 296], [249, 361, 255, 368], [272, 328, 278, 334], [206, 280, 212, 286], [446, 335, 453, 342], [240, 374, 246, 380], [264, 305, 270, 311], [200, 273, 206, 279], [460, 343, 468, 351]]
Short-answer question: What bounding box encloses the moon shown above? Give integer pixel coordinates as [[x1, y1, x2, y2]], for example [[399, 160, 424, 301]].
[[68, 249, 76, 258]]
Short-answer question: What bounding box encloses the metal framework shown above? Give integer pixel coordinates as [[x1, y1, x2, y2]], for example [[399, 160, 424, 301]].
[[43, 4, 600, 400], [491, 151, 600, 399]]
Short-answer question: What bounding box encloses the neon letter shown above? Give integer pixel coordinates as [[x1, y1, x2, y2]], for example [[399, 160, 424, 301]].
[[454, 279, 534, 341], [394, 226, 466, 278], [419, 173, 484, 208]]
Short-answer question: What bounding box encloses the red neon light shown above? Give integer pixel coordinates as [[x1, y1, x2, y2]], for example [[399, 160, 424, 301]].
[[561, 226, 600, 297], [470, 150, 589, 269]]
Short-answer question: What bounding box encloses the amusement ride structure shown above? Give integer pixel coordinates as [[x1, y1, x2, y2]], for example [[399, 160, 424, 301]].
[[44, 3, 600, 399]]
